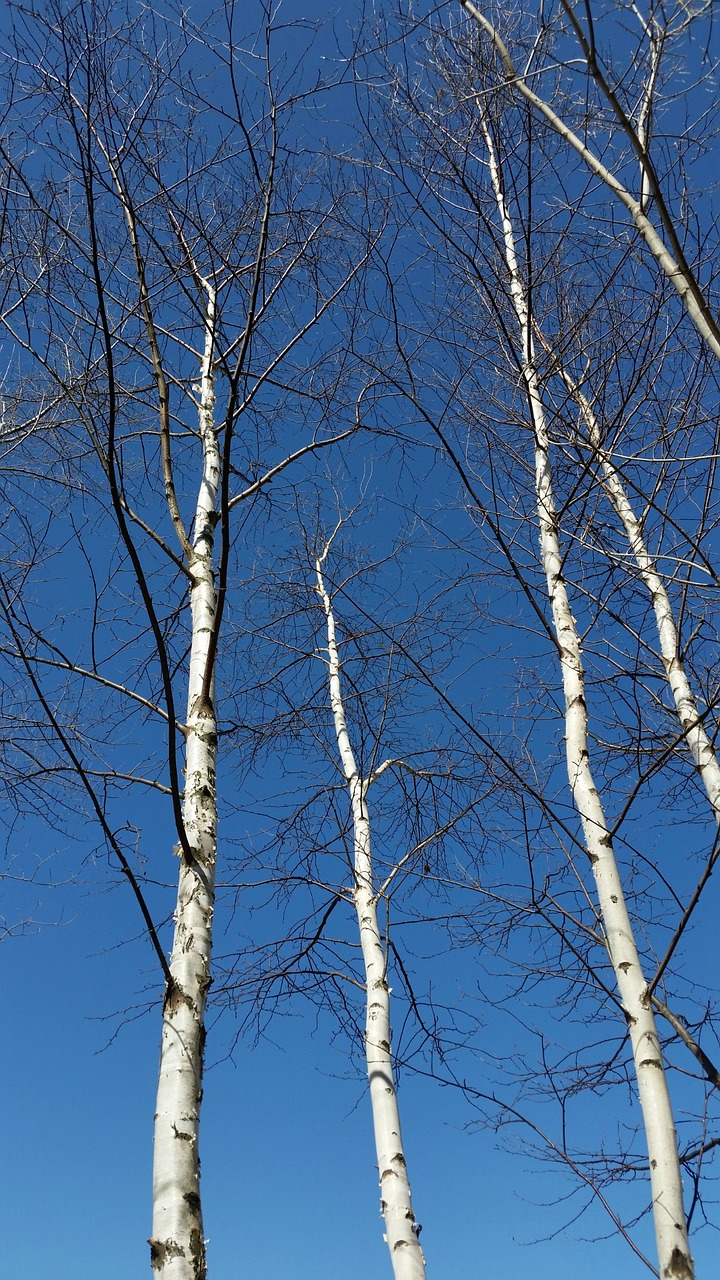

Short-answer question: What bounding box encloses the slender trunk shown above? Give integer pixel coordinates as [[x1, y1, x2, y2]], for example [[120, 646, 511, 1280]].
[[459, 0, 720, 364], [562, 373, 720, 823], [315, 552, 427, 1280], [151, 287, 219, 1280], [479, 112, 694, 1279]]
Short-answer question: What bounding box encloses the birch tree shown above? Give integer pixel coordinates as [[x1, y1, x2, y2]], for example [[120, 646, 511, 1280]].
[[457, 0, 720, 362], [314, 534, 426, 1280], [356, 3, 720, 1264], [4, 1, 720, 1272], [538, 339, 720, 830], [1, 3, 380, 1274], [477, 100, 692, 1279]]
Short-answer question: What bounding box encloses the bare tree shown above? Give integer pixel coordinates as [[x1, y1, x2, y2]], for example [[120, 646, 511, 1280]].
[[354, 3, 720, 1268], [458, 0, 720, 361], [314, 530, 427, 1280], [476, 97, 692, 1278], [204, 506, 500, 1269], [3, 2, 720, 1274], [0, 3, 380, 1274]]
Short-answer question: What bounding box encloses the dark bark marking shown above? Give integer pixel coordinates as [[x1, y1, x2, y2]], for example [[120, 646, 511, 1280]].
[[163, 978, 193, 1014], [189, 1228, 207, 1280], [172, 1125, 194, 1141], [149, 1238, 184, 1269], [663, 1246, 693, 1278]]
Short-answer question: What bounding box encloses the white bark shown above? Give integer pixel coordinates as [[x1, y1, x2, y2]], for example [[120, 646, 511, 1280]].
[[479, 111, 694, 1280], [151, 283, 219, 1280], [459, 0, 720, 365], [315, 551, 427, 1280], [559, 368, 720, 825]]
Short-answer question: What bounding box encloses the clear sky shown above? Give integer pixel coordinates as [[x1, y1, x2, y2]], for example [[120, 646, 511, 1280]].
[[8, 890, 707, 1280], [2, 1, 719, 1278]]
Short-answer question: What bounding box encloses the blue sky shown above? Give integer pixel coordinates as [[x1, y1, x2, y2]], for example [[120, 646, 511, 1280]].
[[2, 1, 720, 1277], [8, 893, 707, 1280]]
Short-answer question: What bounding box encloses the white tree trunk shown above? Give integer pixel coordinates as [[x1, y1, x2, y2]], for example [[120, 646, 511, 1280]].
[[459, 0, 720, 365], [479, 112, 694, 1280], [315, 552, 427, 1280], [562, 374, 720, 823], [151, 285, 219, 1280]]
